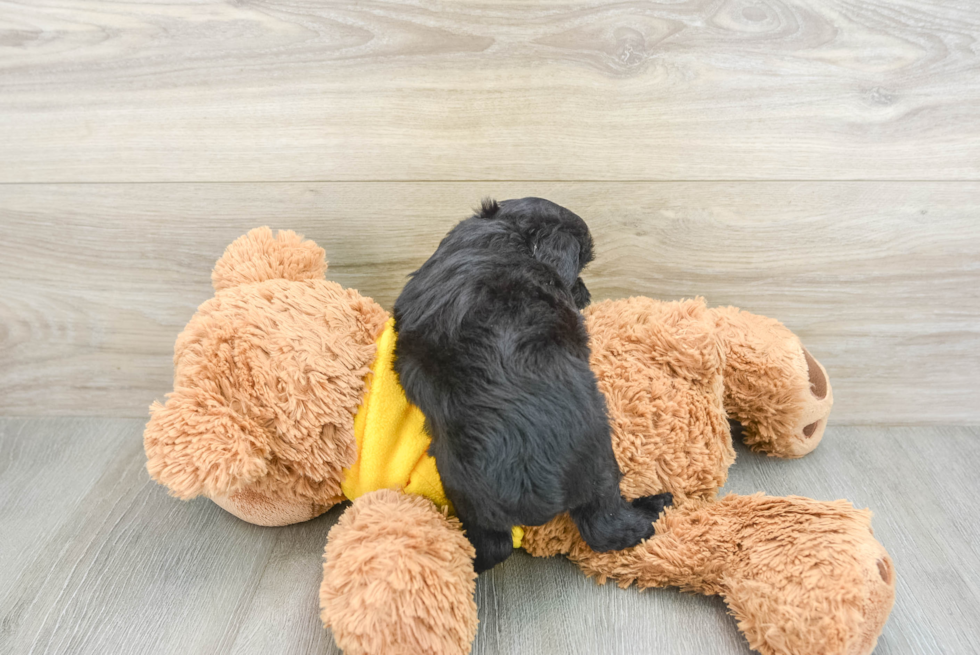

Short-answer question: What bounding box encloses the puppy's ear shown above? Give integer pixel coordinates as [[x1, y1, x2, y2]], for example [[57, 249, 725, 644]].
[[478, 198, 500, 218], [534, 230, 581, 288]]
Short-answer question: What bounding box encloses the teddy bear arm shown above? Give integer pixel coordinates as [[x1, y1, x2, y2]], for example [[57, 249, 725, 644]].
[[144, 386, 271, 501]]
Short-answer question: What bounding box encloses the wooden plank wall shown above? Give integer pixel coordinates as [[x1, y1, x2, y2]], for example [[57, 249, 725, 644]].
[[1, 1, 978, 422]]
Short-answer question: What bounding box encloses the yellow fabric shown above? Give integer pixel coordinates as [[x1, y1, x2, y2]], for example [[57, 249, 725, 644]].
[[511, 526, 524, 549], [342, 318, 523, 549]]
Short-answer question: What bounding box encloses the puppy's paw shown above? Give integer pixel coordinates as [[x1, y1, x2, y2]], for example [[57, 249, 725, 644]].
[[572, 493, 674, 552], [468, 526, 515, 573], [632, 492, 673, 521]]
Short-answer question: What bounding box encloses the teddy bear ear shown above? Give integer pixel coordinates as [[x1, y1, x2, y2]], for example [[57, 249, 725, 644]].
[[211, 226, 327, 292]]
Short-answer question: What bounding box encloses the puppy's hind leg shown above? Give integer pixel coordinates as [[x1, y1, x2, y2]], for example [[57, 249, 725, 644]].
[[462, 520, 515, 573], [570, 486, 673, 552], [441, 479, 514, 572]]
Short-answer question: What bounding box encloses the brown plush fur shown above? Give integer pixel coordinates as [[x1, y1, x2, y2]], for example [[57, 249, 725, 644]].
[[524, 495, 893, 655], [144, 228, 388, 521], [583, 297, 734, 505], [320, 489, 479, 655], [147, 230, 891, 655], [521, 297, 890, 655], [713, 306, 834, 457]]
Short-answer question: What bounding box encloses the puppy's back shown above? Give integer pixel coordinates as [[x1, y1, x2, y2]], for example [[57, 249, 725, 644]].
[[392, 199, 673, 574], [394, 210, 599, 522]]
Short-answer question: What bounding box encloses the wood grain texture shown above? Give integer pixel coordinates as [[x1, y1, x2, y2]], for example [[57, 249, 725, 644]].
[[2, 181, 977, 423], [2, 419, 978, 654], [0, 418, 341, 655], [1, 0, 979, 182]]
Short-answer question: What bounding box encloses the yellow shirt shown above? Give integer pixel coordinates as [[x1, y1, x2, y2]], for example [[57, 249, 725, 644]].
[[341, 318, 524, 549]]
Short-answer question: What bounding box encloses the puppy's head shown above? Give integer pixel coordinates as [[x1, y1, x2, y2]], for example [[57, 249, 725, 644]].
[[479, 197, 594, 304]]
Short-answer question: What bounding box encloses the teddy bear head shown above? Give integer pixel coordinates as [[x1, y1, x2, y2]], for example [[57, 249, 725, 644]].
[[144, 227, 388, 525]]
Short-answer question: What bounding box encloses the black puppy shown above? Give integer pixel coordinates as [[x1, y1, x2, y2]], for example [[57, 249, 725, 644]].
[[393, 198, 672, 572]]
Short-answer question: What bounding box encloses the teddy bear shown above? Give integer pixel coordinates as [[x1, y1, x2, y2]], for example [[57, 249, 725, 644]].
[[144, 227, 895, 655]]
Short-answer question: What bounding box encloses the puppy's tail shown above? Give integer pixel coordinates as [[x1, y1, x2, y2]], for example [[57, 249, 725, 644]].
[[478, 197, 500, 218], [212, 226, 327, 291]]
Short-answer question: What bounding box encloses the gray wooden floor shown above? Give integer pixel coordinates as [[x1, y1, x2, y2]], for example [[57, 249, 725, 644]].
[[1, 419, 977, 655], [2, 2, 979, 654]]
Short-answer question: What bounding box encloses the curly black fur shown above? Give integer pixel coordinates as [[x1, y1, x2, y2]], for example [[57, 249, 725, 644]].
[[393, 197, 672, 572]]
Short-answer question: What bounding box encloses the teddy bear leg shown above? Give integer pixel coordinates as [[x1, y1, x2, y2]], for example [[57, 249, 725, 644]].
[[320, 489, 478, 655], [560, 494, 894, 655], [716, 495, 894, 655], [710, 306, 834, 458]]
